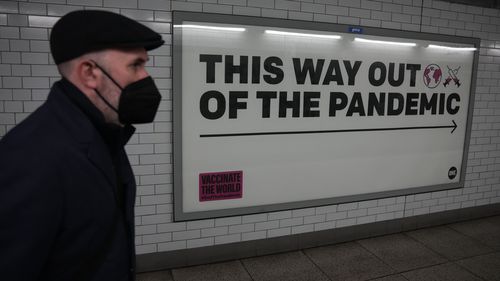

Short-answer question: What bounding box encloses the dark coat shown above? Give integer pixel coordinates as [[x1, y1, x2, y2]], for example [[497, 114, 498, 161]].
[[0, 79, 137, 281]]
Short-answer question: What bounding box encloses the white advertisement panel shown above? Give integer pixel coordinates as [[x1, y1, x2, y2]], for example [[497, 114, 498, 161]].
[[173, 13, 478, 221]]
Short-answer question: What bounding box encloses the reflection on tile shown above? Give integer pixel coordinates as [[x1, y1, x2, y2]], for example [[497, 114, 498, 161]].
[[136, 270, 173, 281], [242, 251, 329, 281], [403, 263, 482, 281], [370, 275, 409, 281], [457, 252, 500, 281], [357, 234, 446, 272], [172, 261, 252, 281], [449, 216, 500, 250], [304, 242, 395, 281], [406, 226, 492, 260], [28, 15, 59, 28]]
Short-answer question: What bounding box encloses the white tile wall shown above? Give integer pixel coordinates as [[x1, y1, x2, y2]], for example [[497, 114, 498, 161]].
[[1, 0, 499, 256]]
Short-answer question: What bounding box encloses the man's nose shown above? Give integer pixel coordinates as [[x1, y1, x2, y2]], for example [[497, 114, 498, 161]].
[[139, 68, 149, 79]]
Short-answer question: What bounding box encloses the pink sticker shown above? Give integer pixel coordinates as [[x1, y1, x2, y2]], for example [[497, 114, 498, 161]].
[[199, 171, 243, 202]]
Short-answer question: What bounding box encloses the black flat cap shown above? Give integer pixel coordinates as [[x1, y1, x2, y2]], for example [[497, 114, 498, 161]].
[[50, 10, 164, 64]]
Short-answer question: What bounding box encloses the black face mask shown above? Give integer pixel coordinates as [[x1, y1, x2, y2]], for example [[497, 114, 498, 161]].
[[92, 61, 161, 124]]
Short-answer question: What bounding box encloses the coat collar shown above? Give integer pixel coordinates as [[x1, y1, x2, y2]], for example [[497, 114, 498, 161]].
[[49, 79, 136, 187], [56, 78, 136, 146]]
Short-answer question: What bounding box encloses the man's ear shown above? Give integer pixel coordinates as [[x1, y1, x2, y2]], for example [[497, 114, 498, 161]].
[[77, 60, 99, 89]]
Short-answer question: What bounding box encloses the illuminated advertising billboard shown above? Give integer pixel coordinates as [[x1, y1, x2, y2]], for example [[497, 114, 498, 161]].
[[173, 12, 479, 221]]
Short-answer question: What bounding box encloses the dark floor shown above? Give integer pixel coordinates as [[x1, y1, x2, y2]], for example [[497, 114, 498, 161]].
[[137, 215, 500, 281]]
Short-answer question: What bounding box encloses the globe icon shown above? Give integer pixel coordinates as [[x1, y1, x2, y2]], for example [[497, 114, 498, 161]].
[[423, 64, 442, 88]]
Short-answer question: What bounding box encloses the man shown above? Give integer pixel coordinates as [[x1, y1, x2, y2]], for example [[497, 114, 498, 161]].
[[0, 10, 164, 281]]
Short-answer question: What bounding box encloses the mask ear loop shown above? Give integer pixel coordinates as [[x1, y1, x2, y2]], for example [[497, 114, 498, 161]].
[[89, 60, 121, 114], [90, 60, 124, 91]]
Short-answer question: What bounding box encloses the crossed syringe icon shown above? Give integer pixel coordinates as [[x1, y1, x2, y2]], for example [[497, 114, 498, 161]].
[[443, 66, 461, 87]]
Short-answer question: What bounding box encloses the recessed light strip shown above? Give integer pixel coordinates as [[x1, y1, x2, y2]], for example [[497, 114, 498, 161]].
[[354, 37, 416, 46], [427, 44, 476, 51], [265, 30, 341, 39], [174, 24, 246, 32]]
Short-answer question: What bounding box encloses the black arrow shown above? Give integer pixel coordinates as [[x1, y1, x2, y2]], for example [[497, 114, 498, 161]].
[[200, 120, 457, 138], [451, 120, 457, 133]]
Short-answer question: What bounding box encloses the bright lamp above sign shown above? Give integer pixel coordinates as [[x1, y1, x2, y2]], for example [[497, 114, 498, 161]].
[[354, 37, 417, 47], [173, 24, 246, 32], [427, 44, 477, 51], [265, 29, 342, 39]]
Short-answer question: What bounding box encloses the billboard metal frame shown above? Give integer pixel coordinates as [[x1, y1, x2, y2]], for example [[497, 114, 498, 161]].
[[173, 11, 480, 221]]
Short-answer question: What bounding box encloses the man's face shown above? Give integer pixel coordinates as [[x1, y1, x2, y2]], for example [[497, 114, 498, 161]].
[[94, 48, 150, 125]]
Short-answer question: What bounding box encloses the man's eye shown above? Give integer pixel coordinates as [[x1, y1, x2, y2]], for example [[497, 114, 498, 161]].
[[131, 62, 143, 69]]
